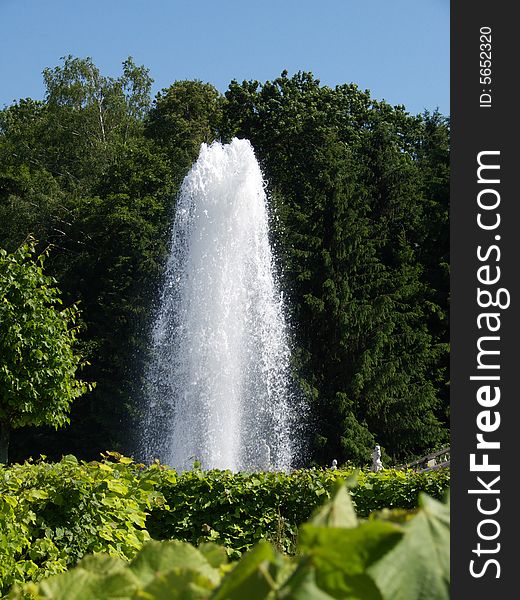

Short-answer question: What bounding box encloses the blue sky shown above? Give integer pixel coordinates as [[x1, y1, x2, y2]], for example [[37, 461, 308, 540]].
[[0, 0, 449, 115]]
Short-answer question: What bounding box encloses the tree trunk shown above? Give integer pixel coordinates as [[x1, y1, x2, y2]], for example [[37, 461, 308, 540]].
[[0, 422, 9, 464]]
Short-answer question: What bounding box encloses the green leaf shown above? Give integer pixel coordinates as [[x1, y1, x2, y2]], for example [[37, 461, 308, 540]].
[[367, 494, 450, 600], [211, 540, 277, 600], [134, 568, 215, 600], [197, 543, 228, 569], [310, 481, 358, 528], [76, 554, 128, 575], [107, 480, 129, 495], [278, 565, 337, 600], [26, 489, 49, 501], [297, 520, 403, 599], [34, 555, 139, 599], [130, 540, 219, 587]]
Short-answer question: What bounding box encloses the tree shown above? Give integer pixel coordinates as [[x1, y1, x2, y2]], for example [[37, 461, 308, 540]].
[[0, 65, 225, 463], [145, 80, 223, 179], [0, 238, 92, 462], [41, 55, 153, 188], [0, 57, 169, 461], [220, 72, 449, 464]]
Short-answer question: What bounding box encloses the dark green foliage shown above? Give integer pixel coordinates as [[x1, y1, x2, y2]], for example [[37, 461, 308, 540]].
[[220, 72, 450, 463], [145, 80, 222, 179], [0, 59, 218, 460], [145, 465, 449, 556], [8, 476, 450, 600], [1, 57, 449, 465]]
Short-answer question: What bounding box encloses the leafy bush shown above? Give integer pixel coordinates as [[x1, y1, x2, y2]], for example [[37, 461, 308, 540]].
[[146, 464, 450, 556], [9, 483, 450, 600], [0, 454, 164, 595], [352, 469, 450, 516], [0, 455, 449, 595]]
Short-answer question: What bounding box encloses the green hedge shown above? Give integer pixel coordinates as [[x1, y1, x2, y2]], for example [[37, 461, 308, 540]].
[[10, 484, 451, 600], [146, 466, 449, 556], [0, 454, 449, 594]]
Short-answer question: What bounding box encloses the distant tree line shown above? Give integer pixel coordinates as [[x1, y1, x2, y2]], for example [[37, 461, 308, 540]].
[[0, 57, 449, 465]]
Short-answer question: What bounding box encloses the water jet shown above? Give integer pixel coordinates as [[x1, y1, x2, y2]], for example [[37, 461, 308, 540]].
[[140, 139, 301, 471]]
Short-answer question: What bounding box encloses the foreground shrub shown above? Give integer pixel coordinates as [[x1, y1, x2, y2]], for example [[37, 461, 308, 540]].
[[0, 454, 163, 595], [10, 483, 450, 600], [0, 454, 449, 594]]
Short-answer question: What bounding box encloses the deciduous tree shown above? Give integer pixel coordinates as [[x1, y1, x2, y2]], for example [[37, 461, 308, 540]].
[[0, 238, 92, 463]]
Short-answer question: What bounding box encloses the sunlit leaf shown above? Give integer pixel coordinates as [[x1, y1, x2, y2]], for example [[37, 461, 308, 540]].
[[211, 541, 277, 600], [367, 494, 450, 600]]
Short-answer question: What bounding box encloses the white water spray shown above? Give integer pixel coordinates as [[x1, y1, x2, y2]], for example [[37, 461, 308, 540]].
[[141, 138, 300, 471]]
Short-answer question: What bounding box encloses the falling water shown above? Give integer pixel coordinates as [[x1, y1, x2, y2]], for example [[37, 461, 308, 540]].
[[141, 138, 300, 471]]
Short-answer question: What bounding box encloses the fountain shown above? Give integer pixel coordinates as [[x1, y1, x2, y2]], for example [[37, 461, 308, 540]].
[[140, 138, 302, 471]]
